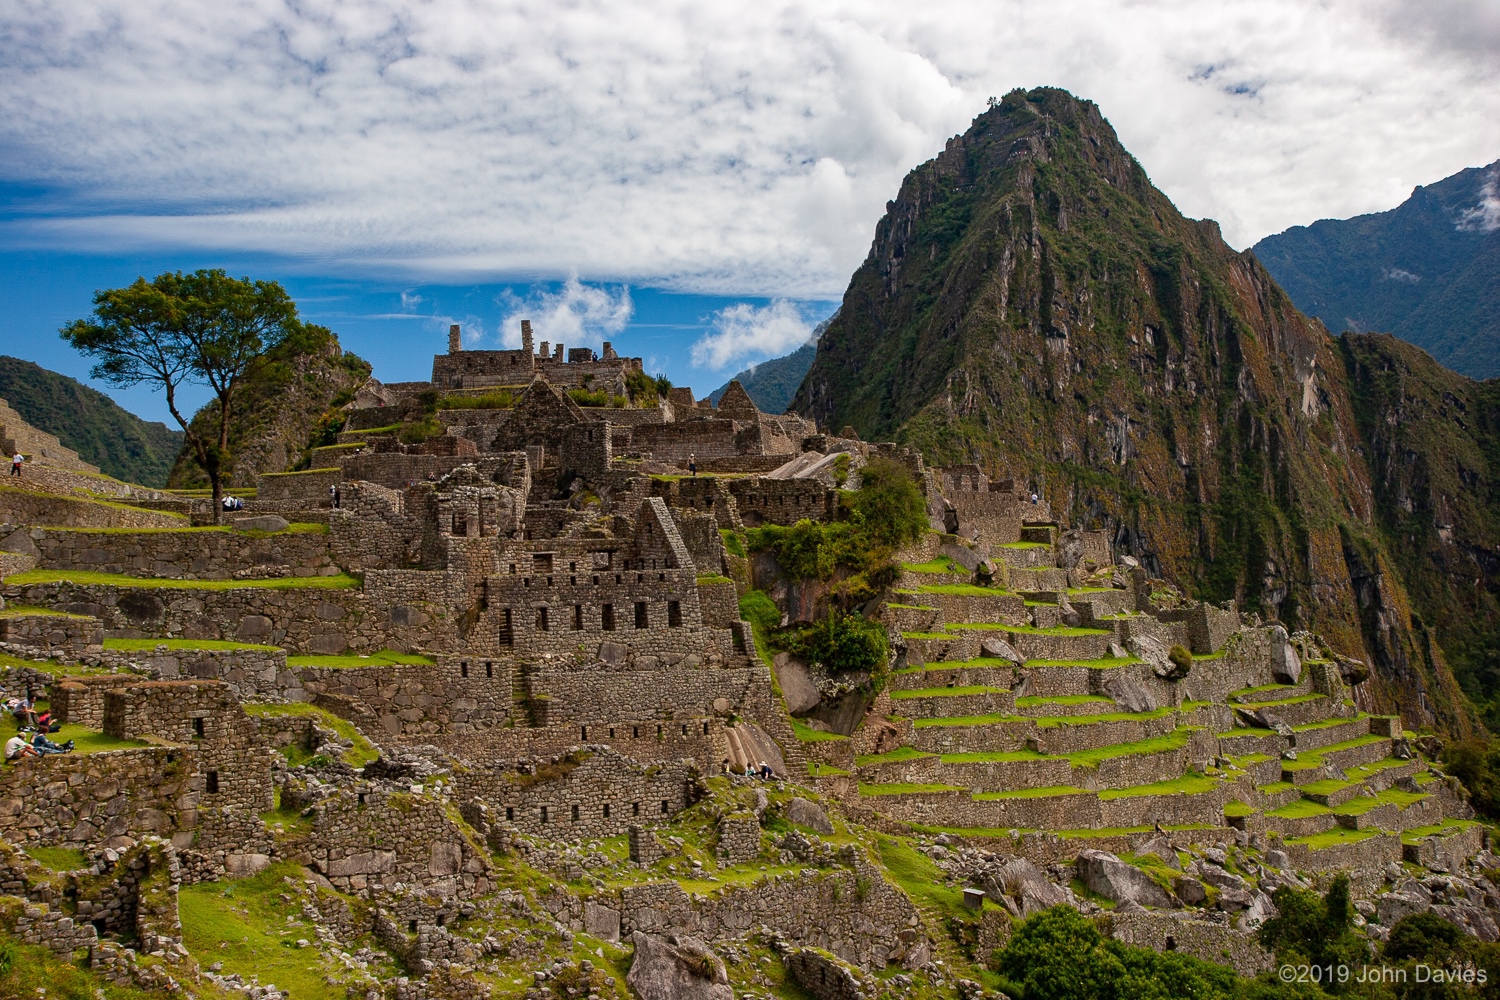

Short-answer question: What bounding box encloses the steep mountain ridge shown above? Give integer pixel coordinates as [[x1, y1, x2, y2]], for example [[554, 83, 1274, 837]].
[[793, 87, 1493, 735], [1254, 160, 1500, 378], [709, 341, 818, 413], [0, 355, 183, 486]]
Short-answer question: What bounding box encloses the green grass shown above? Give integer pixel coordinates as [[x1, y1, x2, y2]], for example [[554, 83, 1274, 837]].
[[1344, 757, 1415, 781], [875, 836, 972, 920], [1257, 781, 1295, 794], [974, 785, 1085, 800], [286, 649, 435, 668], [719, 529, 746, 558], [1031, 707, 1175, 727], [6, 570, 360, 590], [903, 557, 963, 574], [1023, 657, 1141, 668], [180, 861, 365, 999], [1298, 779, 1352, 796], [1223, 801, 1255, 817], [261, 467, 340, 477], [1013, 694, 1113, 708], [937, 728, 1195, 768], [854, 747, 934, 766], [104, 637, 282, 652], [1285, 829, 1378, 849], [858, 782, 964, 796], [789, 717, 847, 742], [1097, 774, 1220, 799], [886, 602, 938, 611], [890, 685, 1006, 699], [0, 936, 166, 1000], [948, 623, 1111, 636], [1231, 683, 1301, 698], [51, 722, 149, 754], [696, 574, 733, 584], [914, 584, 1009, 596], [806, 763, 850, 777], [0, 604, 94, 619], [45, 521, 327, 536], [1236, 694, 1326, 709], [912, 712, 1027, 728], [1267, 799, 1331, 819], [1293, 715, 1367, 732], [901, 631, 952, 640], [996, 541, 1048, 550], [24, 845, 87, 870], [1402, 820, 1481, 843], [242, 702, 379, 767]]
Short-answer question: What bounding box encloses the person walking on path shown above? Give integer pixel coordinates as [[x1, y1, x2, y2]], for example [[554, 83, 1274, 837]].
[[9, 452, 21, 477], [688, 454, 697, 478]]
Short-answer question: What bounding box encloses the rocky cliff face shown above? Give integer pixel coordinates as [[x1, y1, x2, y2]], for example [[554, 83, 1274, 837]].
[[793, 87, 1494, 735], [168, 327, 371, 489]]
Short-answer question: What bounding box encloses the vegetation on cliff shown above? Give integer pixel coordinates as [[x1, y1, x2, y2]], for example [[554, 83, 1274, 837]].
[[1254, 160, 1500, 380], [790, 86, 1484, 735], [0, 356, 183, 487]]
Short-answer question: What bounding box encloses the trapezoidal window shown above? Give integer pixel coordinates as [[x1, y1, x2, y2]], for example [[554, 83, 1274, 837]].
[[635, 602, 648, 629], [536, 606, 549, 632], [668, 601, 682, 627], [601, 604, 615, 631], [206, 771, 219, 793]]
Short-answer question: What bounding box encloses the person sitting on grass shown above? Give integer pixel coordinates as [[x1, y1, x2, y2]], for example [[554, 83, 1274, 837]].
[[34, 709, 61, 734], [9, 695, 38, 730], [4, 733, 39, 761], [30, 730, 73, 755]]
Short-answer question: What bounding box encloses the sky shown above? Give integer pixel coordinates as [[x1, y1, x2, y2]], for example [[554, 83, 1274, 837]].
[[1, 0, 1498, 424]]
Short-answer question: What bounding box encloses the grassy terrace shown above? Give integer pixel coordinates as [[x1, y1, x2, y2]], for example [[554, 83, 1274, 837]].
[[1285, 828, 1379, 849], [43, 521, 327, 535], [1014, 694, 1112, 708], [1333, 788, 1429, 815], [858, 782, 964, 796], [1236, 693, 1325, 709], [855, 746, 934, 766], [243, 703, 379, 767], [932, 728, 1196, 768], [0, 604, 95, 619], [915, 706, 1176, 729], [912, 583, 1011, 596], [790, 717, 846, 742], [1292, 714, 1369, 732], [1097, 774, 1220, 799], [5, 570, 360, 590], [1402, 820, 1482, 844], [948, 623, 1111, 636], [890, 685, 1007, 699], [893, 657, 1012, 673], [974, 785, 1086, 800], [51, 722, 149, 754], [287, 649, 435, 669], [104, 638, 281, 652], [902, 557, 964, 574], [1267, 799, 1330, 819]]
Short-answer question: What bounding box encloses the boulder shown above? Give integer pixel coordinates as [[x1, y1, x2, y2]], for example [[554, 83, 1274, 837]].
[[986, 858, 1072, 918], [784, 797, 834, 835], [232, 515, 289, 533], [939, 543, 982, 572], [584, 901, 621, 943], [1238, 891, 1278, 931], [0, 528, 39, 557], [1263, 849, 1290, 870], [1102, 671, 1159, 713], [224, 853, 272, 878], [626, 932, 733, 1000], [598, 641, 628, 666], [774, 653, 821, 715], [1135, 835, 1180, 870], [1057, 529, 1084, 570], [1173, 877, 1207, 906], [1270, 625, 1302, 684], [1127, 634, 1176, 680], [1076, 850, 1177, 909], [979, 637, 1024, 665]]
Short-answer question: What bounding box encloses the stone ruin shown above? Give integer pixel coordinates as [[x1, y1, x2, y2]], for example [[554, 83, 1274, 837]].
[[0, 325, 1492, 998]]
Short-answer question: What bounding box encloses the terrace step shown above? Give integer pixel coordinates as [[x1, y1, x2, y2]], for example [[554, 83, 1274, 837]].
[[1291, 716, 1373, 751], [887, 688, 1016, 719], [909, 711, 1181, 756], [951, 627, 1115, 662], [992, 545, 1056, 570], [1005, 567, 1069, 590], [1229, 680, 1315, 705], [1230, 694, 1345, 728], [1012, 695, 1118, 717], [889, 663, 1017, 692]]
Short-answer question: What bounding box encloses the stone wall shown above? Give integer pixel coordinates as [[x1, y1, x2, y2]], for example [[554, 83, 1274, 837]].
[[444, 718, 729, 774], [453, 749, 697, 840], [1108, 912, 1275, 976], [30, 525, 339, 580], [51, 673, 140, 728], [257, 468, 343, 501], [0, 487, 188, 529], [728, 478, 838, 527], [697, 580, 740, 627], [4, 579, 450, 655], [297, 657, 511, 737], [527, 664, 776, 723], [0, 610, 103, 653], [617, 851, 921, 970], [0, 746, 196, 849]]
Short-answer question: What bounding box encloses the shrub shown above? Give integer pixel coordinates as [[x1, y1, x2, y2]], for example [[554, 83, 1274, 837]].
[[738, 590, 781, 633], [1440, 740, 1500, 817], [792, 611, 890, 675], [1167, 644, 1193, 678], [568, 388, 626, 408], [398, 414, 441, 445], [438, 390, 514, 410]]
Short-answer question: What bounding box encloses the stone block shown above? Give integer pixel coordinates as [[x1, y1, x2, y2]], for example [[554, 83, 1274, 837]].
[[232, 516, 290, 533], [584, 900, 621, 942]]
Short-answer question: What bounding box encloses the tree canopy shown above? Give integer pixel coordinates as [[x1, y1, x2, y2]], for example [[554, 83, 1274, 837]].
[[61, 269, 304, 512]]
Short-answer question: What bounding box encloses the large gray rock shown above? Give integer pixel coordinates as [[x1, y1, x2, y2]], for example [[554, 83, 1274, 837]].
[[0, 528, 39, 557], [775, 653, 821, 715], [1076, 850, 1177, 909], [584, 901, 621, 942], [1057, 529, 1085, 570], [980, 637, 1024, 665], [626, 932, 733, 1000], [1270, 625, 1302, 684], [1127, 634, 1176, 679], [986, 858, 1072, 918], [1135, 836, 1180, 871], [939, 543, 982, 572], [232, 515, 289, 533], [1102, 671, 1159, 713], [784, 797, 834, 834]]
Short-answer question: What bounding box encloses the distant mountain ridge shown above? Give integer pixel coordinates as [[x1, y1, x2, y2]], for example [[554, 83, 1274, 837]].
[[0, 355, 183, 487], [1253, 160, 1500, 378], [708, 340, 819, 413]]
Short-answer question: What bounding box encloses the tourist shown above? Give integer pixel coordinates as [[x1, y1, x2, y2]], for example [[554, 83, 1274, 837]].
[[688, 454, 696, 477], [743, 762, 754, 778], [10, 695, 37, 730], [331, 484, 341, 509], [722, 758, 733, 775], [759, 761, 772, 780], [9, 452, 21, 477], [4, 733, 37, 761], [35, 709, 60, 734], [30, 730, 73, 755]]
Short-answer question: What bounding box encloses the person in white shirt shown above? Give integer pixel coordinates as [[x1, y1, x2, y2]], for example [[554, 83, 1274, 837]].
[[9, 453, 22, 477], [5, 734, 37, 760]]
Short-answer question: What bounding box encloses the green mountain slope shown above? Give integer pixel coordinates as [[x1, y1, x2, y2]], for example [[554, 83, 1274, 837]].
[[168, 327, 371, 488], [1253, 161, 1500, 378], [708, 340, 819, 413], [0, 355, 183, 487], [793, 86, 1494, 735]]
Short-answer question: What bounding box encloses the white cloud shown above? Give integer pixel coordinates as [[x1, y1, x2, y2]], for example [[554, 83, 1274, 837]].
[[495, 276, 633, 349], [0, 1, 1497, 296], [1456, 168, 1500, 233], [692, 300, 814, 370]]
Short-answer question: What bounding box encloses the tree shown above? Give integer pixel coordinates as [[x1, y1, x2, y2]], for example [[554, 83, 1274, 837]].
[[62, 270, 302, 517]]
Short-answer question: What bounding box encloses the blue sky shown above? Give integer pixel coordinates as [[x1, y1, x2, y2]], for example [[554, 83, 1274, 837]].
[[2, 0, 1497, 426], [0, 239, 837, 424]]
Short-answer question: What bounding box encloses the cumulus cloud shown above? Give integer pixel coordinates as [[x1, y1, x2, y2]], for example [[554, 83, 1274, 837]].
[[0, 1, 1497, 295], [692, 300, 815, 370], [495, 276, 633, 349], [1456, 168, 1500, 233]]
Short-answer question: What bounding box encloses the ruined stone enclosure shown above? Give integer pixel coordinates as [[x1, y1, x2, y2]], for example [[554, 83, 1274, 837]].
[[0, 323, 1492, 999]]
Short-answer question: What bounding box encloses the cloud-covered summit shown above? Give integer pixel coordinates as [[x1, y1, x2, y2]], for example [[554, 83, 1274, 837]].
[[2, 0, 1497, 297]]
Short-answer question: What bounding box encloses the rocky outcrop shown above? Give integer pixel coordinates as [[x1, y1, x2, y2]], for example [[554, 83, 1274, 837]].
[[626, 932, 734, 1000], [1076, 850, 1177, 909]]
